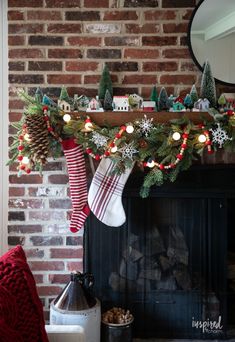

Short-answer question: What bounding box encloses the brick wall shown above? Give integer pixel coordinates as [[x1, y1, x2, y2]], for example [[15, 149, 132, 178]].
[[8, 0, 204, 319]]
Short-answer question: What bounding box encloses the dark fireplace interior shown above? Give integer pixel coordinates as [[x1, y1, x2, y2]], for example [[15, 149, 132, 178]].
[[84, 165, 235, 339]]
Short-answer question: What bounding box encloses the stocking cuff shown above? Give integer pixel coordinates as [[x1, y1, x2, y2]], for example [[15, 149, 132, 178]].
[[61, 138, 78, 151]]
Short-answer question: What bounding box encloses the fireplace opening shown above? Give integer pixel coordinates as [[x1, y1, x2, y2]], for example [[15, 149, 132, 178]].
[[84, 165, 235, 339]]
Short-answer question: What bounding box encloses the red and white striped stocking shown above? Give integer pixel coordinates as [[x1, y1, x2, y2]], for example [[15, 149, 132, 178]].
[[62, 139, 90, 233]]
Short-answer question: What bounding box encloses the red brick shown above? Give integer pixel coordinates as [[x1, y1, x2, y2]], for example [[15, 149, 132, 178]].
[[28, 211, 65, 221], [124, 0, 158, 6], [87, 49, 121, 59], [67, 36, 101, 46], [8, 236, 25, 246], [84, 74, 118, 84], [65, 11, 100, 21], [45, 0, 80, 7], [123, 75, 157, 84], [8, 211, 25, 221], [27, 10, 62, 20], [65, 61, 99, 72], [162, 0, 195, 7], [105, 36, 139, 46], [28, 186, 64, 197], [141, 86, 174, 98], [9, 48, 44, 59], [124, 48, 159, 59], [48, 175, 69, 184], [29, 36, 63, 46], [113, 86, 138, 95], [163, 48, 191, 59], [49, 199, 72, 209], [107, 62, 138, 72], [42, 162, 63, 171], [67, 87, 97, 98], [67, 261, 83, 272], [28, 61, 62, 71], [9, 187, 25, 197], [8, 225, 42, 234], [104, 10, 138, 20], [9, 0, 43, 6], [50, 248, 83, 259], [9, 74, 44, 84], [30, 236, 63, 246], [8, 10, 24, 20], [8, 199, 44, 209], [48, 49, 82, 59], [144, 10, 176, 20], [143, 61, 178, 72], [33, 274, 44, 284], [84, 0, 109, 7], [163, 23, 188, 33], [9, 99, 24, 109], [66, 236, 83, 246], [29, 261, 64, 271], [49, 274, 70, 284], [179, 87, 193, 97], [25, 249, 44, 258], [37, 286, 62, 296], [160, 74, 197, 85], [47, 24, 81, 34], [8, 24, 43, 34], [8, 36, 25, 46], [180, 61, 198, 72], [181, 9, 193, 20], [47, 74, 81, 84], [126, 23, 160, 34], [9, 174, 43, 184], [85, 23, 120, 34], [142, 36, 177, 46]]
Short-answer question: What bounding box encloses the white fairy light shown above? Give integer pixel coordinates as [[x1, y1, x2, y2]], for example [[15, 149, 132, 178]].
[[63, 114, 71, 123], [126, 124, 134, 134], [172, 132, 181, 141], [198, 134, 207, 143]]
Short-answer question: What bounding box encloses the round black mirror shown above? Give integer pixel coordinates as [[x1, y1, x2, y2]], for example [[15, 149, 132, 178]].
[[188, 0, 235, 86]]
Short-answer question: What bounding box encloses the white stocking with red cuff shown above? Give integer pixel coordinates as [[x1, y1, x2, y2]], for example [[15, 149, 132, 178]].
[[88, 158, 134, 227], [62, 139, 90, 233]]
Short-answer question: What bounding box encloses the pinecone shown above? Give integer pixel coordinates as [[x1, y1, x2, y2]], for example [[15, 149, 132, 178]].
[[25, 114, 49, 165]]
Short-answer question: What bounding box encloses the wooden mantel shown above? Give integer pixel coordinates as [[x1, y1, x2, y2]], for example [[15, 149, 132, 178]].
[[87, 111, 213, 127]]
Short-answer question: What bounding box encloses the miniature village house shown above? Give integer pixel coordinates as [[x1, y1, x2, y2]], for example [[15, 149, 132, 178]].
[[112, 96, 130, 111]]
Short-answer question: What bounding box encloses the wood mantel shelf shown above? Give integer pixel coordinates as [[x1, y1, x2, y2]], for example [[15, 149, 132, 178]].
[[87, 111, 213, 127]]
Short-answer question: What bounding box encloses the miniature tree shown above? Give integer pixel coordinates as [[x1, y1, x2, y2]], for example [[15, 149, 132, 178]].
[[98, 64, 113, 101], [218, 94, 227, 107], [35, 87, 43, 103], [184, 94, 193, 109], [103, 89, 113, 111], [190, 84, 198, 105], [200, 60, 217, 108], [150, 86, 158, 110], [158, 87, 169, 111], [59, 85, 70, 102]]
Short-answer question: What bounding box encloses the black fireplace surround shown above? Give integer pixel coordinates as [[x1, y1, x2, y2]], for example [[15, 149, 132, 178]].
[[84, 165, 235, 339]]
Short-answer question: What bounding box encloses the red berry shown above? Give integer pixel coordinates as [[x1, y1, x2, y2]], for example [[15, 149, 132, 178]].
[[18, 145, 24, 151], [115, 133, 121, 139], [170, 163, 176, 169], [95, 154, 100, 161], [44, 115, 49, 121], [182, 133, 189, 139], [227, 110, 234, 116], [47, 127, 53, 132], [20, 165, 25, 170], [181, 143, 187, 149], [159, 164, 164, 170], [110, 142, 115, 148], [121, 125, 126, 131], [198, 123, 205, 129], [143, 162, 147, 167], [26, 169, 31, 174], [42, 106, 48, 112], [104, 151, 110, 156], [17, 155, 23, 161], [18, 135, 24, 140], [205, 140, 212, 146], [22, 124, 27, 129], [86, 148, 92, 154], [203, 130, 209, 135], [177, 154, 183, 160]]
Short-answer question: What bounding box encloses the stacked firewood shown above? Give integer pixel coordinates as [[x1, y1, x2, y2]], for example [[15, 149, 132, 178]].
[[102, 307, 133, 325]]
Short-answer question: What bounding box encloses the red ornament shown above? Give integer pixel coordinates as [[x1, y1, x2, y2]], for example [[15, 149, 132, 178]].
[[110, 142, 115, 148], [203, 130, 209, 135], [205, 140, 212, 146], [18, 145, 24, 151], [47, 127, 53, 132], [227, 110, 234, 116], [85, 118, 91, 123], [159, 164, 164, 170], [115, 133, 121, 139], [20, 165, 25, 170], [177, 154, 183, 160], [43, 115, 49, 121], [26, 169, 31, 174], [120, 125, 126, 131], [18, 135, 24, 141], [86, 148, 92, 154], [104, 151, 110, 156], [143, 162, 148, 167], [42, 106, 48, 112], [182, 133, 189, 139], [95, 154, 100, 161], [181, 143, 187, 149], [198, 123, 205, 129], [17, 155, 23, 161], [170, 163, 176, 169]]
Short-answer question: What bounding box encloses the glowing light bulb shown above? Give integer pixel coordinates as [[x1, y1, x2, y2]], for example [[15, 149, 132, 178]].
[[126, 124, 134, 134], [111, 145, 118, 153], [172, 132, 181, 141], [63, 114, 71, 123], [22, 156, 29, 164], [24, 133, 31, 142], [198, 134, 207, 143], [147, 159, 155, 168]]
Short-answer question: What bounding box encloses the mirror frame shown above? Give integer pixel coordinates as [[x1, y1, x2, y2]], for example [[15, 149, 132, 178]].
[[187, 0, 235, 87]]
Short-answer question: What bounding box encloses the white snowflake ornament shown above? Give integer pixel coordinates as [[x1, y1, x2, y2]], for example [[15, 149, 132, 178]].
[[138, 115, 153, 137], [90, 131, 108, 148], [210, 123, 232, 148], [119, 142, 138, 160]]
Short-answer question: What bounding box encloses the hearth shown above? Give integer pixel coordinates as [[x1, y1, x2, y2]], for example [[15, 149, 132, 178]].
[[84, 165, 235, 339]]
